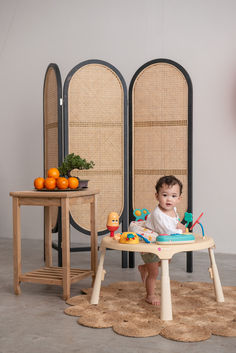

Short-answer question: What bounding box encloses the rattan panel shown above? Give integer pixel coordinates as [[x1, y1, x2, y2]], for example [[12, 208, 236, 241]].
[[131, 62, 190, 220], [43, 65, 61, 229], [66, 63, 124, 232]]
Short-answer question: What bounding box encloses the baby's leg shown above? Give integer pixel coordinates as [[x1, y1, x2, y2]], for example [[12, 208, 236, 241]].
[[145, 262, 160, 306], [138, 264, 148, 283]]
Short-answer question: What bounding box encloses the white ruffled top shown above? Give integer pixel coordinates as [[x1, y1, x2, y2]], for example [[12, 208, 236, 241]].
[[145, 205, 182, 235]]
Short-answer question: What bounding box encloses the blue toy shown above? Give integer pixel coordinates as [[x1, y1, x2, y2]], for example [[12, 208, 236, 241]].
[[136, 233, 151, 243], [157, 233, 195, 244]]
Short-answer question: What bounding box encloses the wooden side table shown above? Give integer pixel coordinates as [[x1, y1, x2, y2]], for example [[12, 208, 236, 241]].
[[10, 189, 99, 300], [90, 234, 224, 320]]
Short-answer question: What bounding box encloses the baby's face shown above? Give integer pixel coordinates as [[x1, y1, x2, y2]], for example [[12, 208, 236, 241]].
[[156, 183, 181, 212]]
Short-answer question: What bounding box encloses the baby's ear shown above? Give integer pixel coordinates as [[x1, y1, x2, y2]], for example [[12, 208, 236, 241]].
[[177, 194, 182, 202]]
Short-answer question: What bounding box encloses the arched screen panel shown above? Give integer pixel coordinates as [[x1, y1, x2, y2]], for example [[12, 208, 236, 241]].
[[43, 63, 62, 230], [64, 60, 128, 235], [129, 59, 192, 222]]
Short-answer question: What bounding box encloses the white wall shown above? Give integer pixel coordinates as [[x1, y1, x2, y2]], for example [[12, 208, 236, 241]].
[[1, 0, 236, 253]]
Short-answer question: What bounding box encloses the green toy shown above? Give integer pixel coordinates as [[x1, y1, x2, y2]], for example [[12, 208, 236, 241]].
[[184, 212, 193, 228]]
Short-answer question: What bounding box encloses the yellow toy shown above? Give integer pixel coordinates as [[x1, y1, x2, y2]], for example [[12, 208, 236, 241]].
[[106, 212, 140, 243], [106, 212, 119, 237], [119, 232, 139, 244]]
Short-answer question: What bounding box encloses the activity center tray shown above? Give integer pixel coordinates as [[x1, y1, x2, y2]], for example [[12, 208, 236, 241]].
[[156, 233, 195, 244]]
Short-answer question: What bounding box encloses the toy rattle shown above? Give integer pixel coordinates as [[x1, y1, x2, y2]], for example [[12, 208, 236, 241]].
[[106, 212, 119, 237], [133, 208, 150, 221]]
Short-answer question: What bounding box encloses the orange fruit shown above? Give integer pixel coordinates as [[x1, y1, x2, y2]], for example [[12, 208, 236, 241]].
[[44, 177, 56, 190], [68, 177, 79, 189], [34, 177, 45, 190], [47, 167, 60, 179], [56, 177, 69, 190]]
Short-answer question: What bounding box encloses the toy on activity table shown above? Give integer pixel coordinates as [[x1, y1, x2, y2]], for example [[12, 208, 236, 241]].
[[190, 212, 205, 236], [156, 232, 195, 244], [156, 212, 205, 244], [136, 233, 151, 243], [107, 212, 140, 243], [119, 232, 139, 244], [106, 212, 119, 237], [133, 208, 150, 221], [184, 212, 193, 229], [183, 212, 204, 236]]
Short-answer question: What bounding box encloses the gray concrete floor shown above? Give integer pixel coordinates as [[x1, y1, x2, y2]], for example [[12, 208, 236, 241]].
[[1, 236, 236, 353]]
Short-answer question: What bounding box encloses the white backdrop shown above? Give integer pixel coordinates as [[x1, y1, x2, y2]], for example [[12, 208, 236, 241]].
[[1, 0, 236, 254]]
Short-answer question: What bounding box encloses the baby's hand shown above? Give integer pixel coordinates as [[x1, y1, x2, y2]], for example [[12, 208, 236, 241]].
[[176, 222, 186, 232]]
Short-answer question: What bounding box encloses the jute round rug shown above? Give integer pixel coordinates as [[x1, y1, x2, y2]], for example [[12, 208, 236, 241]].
[[64, 280, 236, 342]]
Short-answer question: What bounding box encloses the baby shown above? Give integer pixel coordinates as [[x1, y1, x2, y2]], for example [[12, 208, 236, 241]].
[[138, 175, 186, 305]]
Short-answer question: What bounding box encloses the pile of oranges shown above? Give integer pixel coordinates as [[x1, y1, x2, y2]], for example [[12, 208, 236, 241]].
[[34, 168, 79, 191]]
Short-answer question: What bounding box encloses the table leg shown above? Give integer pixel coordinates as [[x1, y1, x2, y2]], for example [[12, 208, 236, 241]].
[[61, 198, 70, 300], [186, 251, 193, 273], [44, 206, 52, 267], [208, 247, 224, 302], [160, 259, 173, 321], [90, 248, 106, 304], [121, 251, 128, 268], [90, 194, 98, 283], [12, 197, 21, 295]]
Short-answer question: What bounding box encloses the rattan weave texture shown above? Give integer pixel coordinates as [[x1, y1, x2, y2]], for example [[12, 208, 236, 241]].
[[131, 62, 189, 219], [43, 65, 61, 229], [66, 63, 125, 232]]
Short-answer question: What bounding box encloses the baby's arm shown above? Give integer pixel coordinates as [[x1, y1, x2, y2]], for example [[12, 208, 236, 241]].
[[176, 222, 186, 232]]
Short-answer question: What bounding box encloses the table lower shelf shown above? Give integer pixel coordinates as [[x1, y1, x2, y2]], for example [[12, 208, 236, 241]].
[[19, 267, 94, 285]]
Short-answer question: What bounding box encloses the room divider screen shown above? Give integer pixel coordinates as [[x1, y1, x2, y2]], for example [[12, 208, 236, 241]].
[[43, 58, 193, 271], [129, 59, 193, 271], [43, 60, 129, 267]]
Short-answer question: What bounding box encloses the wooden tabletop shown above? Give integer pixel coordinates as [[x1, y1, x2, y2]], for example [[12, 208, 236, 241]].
[[9, 188, 100, 198], [100, 234, 215, 260]]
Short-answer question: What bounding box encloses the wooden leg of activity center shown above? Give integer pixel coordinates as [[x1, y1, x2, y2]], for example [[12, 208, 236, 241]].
[[90, 248, 106, 305], [160, 259, 173, 321], [208, 247, 224, 302]]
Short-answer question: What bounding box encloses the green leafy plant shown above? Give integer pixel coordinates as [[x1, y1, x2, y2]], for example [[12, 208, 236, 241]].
[[58, 153, 95, 177]]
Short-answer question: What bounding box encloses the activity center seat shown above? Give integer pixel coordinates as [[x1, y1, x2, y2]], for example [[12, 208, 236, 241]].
[[90, 232, 224, 321], [91, 210, 224, 321]]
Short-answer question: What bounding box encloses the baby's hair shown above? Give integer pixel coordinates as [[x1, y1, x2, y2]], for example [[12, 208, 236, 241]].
[[155, 175, 183, 195]]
